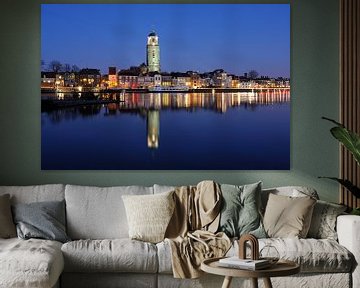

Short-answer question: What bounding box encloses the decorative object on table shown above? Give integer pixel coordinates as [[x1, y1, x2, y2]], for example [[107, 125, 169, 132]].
[[215, 233, 272, 271], [259, 245, 280, 265], [320, 117, 360, 211], [238, 234, 259, 260]]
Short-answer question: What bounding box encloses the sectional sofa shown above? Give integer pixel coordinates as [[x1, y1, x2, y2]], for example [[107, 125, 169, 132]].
[[0, 183, 359, 288]]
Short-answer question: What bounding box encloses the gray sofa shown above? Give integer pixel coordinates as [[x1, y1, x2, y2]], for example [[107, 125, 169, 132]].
[[0, 184, 359, 288]]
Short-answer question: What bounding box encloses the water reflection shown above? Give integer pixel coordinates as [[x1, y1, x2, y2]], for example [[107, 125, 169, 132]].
[[147, 110, 160, 149], [42, 90, 290, 152], [42, 90, 289, 115]]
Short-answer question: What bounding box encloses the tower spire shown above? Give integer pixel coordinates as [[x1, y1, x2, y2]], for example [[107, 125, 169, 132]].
[[146, 31, 160, 72]]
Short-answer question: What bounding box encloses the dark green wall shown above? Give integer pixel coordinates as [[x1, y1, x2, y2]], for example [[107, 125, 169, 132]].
[[0, 0, 340, 202]]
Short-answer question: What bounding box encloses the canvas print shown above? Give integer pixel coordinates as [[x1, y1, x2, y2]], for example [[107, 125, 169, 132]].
[[41, 4, 290, 170]]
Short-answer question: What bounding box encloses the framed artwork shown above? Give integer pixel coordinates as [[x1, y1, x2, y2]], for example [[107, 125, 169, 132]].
[[41, 4, 290, 170]]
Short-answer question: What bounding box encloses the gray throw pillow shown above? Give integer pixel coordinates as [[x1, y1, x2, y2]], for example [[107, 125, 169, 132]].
[[12, 200, 70, 243], [218, 182, 266, 238], [307, 200, 347, 240], [0, 194, 17, 238]]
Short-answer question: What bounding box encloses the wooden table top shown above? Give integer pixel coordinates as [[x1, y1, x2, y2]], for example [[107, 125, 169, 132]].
[[201, 257, 300, 278]]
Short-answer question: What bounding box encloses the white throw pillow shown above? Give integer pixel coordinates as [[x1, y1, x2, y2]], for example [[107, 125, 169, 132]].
[[122, 191, 175, 243]]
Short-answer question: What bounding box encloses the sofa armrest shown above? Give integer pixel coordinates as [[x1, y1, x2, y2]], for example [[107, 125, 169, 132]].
[[337, 215, 360, 288]]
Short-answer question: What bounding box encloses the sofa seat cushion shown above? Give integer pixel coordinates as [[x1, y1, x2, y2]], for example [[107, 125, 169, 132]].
[[61, 239, 158, 273], [0, 238, 64, 288], [157, 238, 353, 274]]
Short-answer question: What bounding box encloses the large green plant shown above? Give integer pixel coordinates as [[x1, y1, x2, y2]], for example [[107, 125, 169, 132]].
[[320, 117, 360, 199]]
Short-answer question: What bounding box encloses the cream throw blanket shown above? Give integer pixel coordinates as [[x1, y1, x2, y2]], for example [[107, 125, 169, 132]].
[[165, 181, 231, 279]]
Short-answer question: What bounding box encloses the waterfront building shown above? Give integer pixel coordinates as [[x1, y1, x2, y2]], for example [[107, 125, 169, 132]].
[[41, 72, 56, 89], [63, 72, 76, 87], [146, 31, 160, 72], [108, 67, 118, 87], [160, 73, 172, 87], [154, 74, 162, 86], [137, 75, 154, 88], [78, 68, 101, 88], [118, 69, 138, 89], [55, 74, 64, 88], [187, 71, 202, 89], [171, 72, 191, 87]]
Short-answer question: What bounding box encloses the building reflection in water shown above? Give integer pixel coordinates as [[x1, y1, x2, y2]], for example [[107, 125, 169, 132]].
[[147, 110, 160, 149], [42, 90, 290, 150], [116, 90, 290, 113]]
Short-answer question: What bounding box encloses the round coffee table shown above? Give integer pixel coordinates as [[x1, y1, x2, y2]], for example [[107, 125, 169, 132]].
[[201, 257, 300, 288]]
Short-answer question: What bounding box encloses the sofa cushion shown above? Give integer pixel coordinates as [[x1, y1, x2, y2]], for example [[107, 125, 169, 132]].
[[0, 184, 65, 204], [65, 185, 153, 239], [157, 238, 353, 274], [307, 200, 347, 240], [12, 200, 70, 243], [61, 239, 158, 273], [122, 191, 175, 243], [263, 194, 316, 238], [0, 238, 64, 288], [0, 194, 16, 238], [218, 182, 266, 238]]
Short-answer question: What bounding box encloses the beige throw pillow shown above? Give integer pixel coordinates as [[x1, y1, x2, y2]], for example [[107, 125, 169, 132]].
[[0, 194, 17, 238], [263, 193, 316, 238], [122, 191, 175, 243]]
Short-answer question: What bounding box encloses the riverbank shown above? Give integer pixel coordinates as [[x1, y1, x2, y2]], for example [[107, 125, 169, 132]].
[[41, 87, 290, 94]]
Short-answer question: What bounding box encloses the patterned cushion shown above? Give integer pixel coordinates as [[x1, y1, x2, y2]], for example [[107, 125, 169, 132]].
[[307, 200, 347, 240]]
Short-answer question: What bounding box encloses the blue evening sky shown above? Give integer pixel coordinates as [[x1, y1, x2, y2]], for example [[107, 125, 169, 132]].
[[41, 4, 290, 77]]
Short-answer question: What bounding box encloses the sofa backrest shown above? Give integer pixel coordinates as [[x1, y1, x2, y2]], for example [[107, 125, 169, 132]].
[[65, 184, 153, 240], [0, 184, 65, 204]]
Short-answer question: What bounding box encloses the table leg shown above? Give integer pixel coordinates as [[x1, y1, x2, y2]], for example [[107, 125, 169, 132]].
[[263, 277, 273, 288], [221, 276, 233, 288], [251, 278, 258, 288]]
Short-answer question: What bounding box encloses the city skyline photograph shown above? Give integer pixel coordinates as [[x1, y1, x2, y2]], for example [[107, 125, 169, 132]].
[[41, 4, 291, 170]]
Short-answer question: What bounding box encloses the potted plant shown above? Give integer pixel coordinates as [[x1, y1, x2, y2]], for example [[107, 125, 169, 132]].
[[320, 117, 360, 215]]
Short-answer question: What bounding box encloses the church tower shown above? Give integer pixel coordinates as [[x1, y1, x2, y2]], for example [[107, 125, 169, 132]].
[[146, 31, 160, 72]]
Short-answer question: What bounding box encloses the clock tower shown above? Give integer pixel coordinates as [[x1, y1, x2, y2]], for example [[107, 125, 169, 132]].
[[146, 31, 160, 72]]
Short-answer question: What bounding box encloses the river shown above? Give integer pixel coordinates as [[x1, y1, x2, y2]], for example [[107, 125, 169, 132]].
[[41, 90, 290, 169]]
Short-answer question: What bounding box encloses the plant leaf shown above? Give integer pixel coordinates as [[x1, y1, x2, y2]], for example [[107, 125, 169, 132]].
[[322, 116, 360, 165], [330, 126, 360, 165], [318, 177, 360, 199], [321, 116, 344, 127]]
